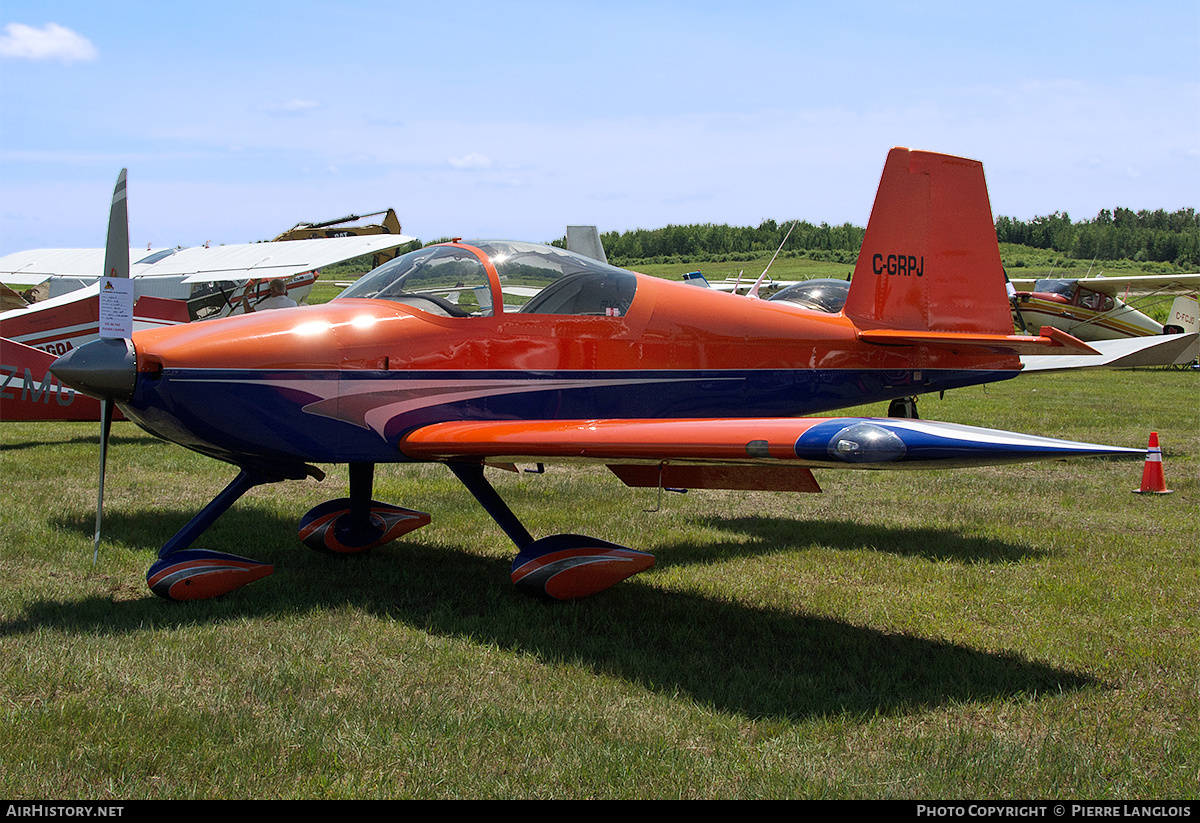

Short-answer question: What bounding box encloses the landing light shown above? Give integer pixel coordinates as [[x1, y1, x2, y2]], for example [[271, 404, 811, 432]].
[[826, 422, 907, 464]]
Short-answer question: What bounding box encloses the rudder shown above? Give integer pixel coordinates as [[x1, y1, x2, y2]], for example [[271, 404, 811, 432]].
[[843, 148, 1012, 335]]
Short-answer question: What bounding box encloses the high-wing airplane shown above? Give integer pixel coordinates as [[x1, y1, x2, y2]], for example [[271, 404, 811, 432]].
[[1, 200, 416, 421], [0, 246, 321, 330], [51, 148, 1146, 603], [0, 234, 418, 347], [1008, 273, 1199, 357]]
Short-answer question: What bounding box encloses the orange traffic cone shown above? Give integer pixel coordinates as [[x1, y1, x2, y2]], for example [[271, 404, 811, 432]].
[[1133, 432, 1173, 494]]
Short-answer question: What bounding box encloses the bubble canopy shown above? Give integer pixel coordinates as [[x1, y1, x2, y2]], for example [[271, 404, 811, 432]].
[[767, 278, 850, 313], [336, 240, 638, 317]]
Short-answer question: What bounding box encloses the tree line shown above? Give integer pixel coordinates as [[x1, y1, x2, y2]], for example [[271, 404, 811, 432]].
[[593, 220, 865, 266], [994, 208, 1199, 267], [573, 209, 1199, 268]]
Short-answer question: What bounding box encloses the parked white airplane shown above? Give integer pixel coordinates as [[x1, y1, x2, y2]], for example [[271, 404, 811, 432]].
[[1, 231, 415, 355], [1008, 271, 1197, 332], [1, 170, 414, 420]]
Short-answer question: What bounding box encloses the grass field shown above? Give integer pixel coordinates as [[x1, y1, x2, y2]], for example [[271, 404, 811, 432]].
[[2, 366, 1196, 799]]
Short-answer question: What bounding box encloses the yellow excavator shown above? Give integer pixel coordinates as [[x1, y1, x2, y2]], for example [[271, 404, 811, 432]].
[[272, 209, 410, 268]]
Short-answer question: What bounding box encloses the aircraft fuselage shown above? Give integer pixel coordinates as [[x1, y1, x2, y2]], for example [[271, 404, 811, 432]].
[[118, 272, 1019, 469]]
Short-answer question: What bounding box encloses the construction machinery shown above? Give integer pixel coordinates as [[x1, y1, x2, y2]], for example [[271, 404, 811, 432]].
[[272, 209, 411, 268]]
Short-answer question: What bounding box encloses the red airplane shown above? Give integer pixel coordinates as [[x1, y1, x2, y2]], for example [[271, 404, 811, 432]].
[[1, 336, 116, 421], [1, 182, 413, 423], [51, 148, 1144, 603]]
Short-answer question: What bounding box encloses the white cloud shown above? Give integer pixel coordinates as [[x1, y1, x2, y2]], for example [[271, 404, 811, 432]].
[[257, 99, 322, 116], [0, 22, 97, 63], [448, 152, 492, 169]]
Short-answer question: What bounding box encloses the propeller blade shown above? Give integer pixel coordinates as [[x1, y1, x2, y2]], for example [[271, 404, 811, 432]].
[[92, 169, 130, 563], [93, 398, 114, 565], [103, 169, 130, 280]]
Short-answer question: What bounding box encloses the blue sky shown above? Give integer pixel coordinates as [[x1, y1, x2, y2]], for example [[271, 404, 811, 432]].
[[1, 1, 1197, 257]]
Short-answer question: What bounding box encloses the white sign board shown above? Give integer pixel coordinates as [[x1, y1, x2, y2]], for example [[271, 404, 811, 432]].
[[98, 278, 134, 338]]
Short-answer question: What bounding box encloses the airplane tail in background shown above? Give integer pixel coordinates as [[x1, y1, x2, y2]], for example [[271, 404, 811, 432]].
[[842, 148, 1095, 356], [566, 225, 609, 264], [1165, 296, 1199, 365], [1, 336, 112, 421], [1165, 296, 1199, 335]]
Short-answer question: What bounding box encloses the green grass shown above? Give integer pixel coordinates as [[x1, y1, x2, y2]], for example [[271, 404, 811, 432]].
[[1, 369, 1196, 798], [627, 254, 857, 286]]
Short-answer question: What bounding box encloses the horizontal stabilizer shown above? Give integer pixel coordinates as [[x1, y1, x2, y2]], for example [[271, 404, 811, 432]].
[[858, 325, 1099, 355], [0, 249, 133, 284]]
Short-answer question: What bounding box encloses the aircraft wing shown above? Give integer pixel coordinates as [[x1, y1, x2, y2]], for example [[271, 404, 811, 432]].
[[0, 249, 149, 284], [0, 235, 414, 286], [708, 277, 802, 294], [1020, 332, 1199, 371], [399, 417, 1143, 486], [1010, 273, 1200, 296], [166, 236, 415, 283], [704, 280, 742, 292], [500, 286, 543, 297]]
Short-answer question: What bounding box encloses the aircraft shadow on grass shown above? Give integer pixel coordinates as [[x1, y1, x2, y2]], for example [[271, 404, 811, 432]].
[[682, 515, 1053, 564], [0, 430, 150, 454], [6, 507, 1100, 722]]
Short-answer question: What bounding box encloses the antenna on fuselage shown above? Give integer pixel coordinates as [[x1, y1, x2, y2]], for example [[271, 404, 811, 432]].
[[747, 220, 797, 299]]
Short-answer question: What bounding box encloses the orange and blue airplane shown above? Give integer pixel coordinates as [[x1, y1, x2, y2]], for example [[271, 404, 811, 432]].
[[51, 148, 1145, 603]]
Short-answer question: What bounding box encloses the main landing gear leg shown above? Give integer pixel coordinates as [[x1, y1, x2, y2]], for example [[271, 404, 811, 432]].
[[448, 461, 654, 601], [147, 468, 282, 601], [298, 461, 431, 555]]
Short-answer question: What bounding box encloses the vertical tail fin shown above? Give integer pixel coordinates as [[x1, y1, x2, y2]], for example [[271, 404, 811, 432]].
[[566, 225, 608, 263], [1166, 296, 1198, 334], [0, 336, 111, 421], [843, 148, 1011, 335]]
